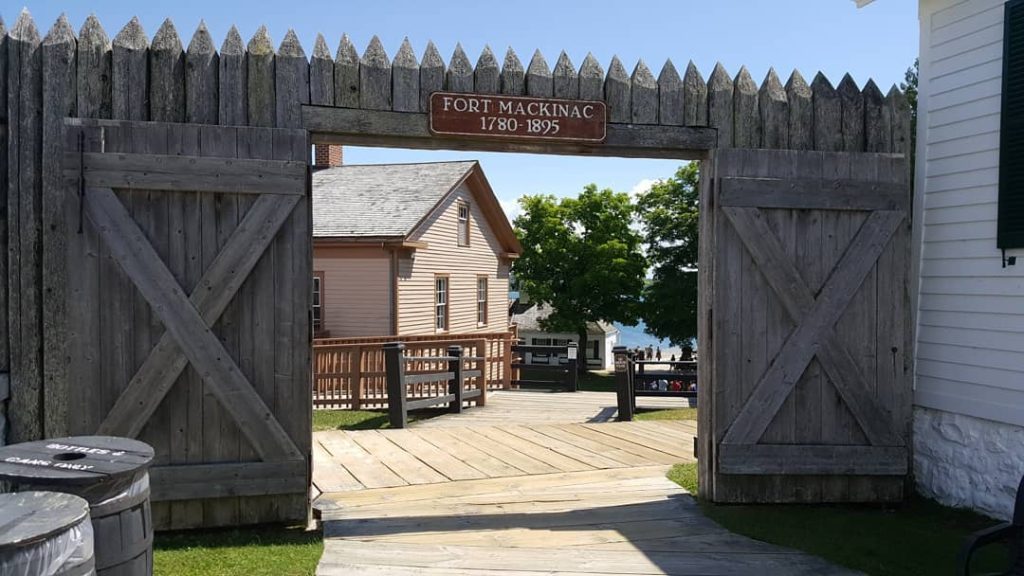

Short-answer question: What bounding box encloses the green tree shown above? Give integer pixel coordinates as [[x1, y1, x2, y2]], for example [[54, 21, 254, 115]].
[[901, 58, 919, 187], [635, 163, 700, 346], [513, 185, 647, 372]]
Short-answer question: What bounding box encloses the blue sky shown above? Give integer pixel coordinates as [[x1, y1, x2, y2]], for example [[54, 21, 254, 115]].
[[17, 1, 919, 218]]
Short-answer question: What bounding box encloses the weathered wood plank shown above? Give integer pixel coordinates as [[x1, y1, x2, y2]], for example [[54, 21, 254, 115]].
[[631, 60, 657, 124], [733, 66, 759, 148], [8, 10, 43, 442], [150, 19, 185, 123], [392, 38, 419, 112], [84, 186, 304, 461], [604, 56, 630, 124], [657, 59, 683, 126], [247, 26, 276, 127], [682, 61, 707, 127], [185, 21, 218, 124], [785, 70, 812, 150], [720, 206, 905, 446], [1, 17, 11, 445], [303, 106, 716, 158], [886, 85, 911, 156], [333, 34, 359, 108], [41, 15, 77, 438], [759, 68, 787, 150], [69, 151, 306, 194], [276, 29, 309, 129], [578, 53, 603, 102], [446, 43, 472, 93], [217, 26, 245, 125], [95, 192, 301, 438], [111, 17, 148, 121], [525, 49, 552, 97], [348, 431, 447, 485], [718, 444, 908, 475], [552, 51, 578, 100], [360, 36, 391, 110], [812, 72, 841, 152], [707, 63, 733, 148], [500, 47, 525, 96], [863, 79, 887, 152], [419, 41, 444, 112], [310, 33, 334, 107], [838, 74, 864, 152], [376, 428, 486, 481], [150, 460, 308, 501], [76, 15, 111, 119], [718, 177, 908, 211]]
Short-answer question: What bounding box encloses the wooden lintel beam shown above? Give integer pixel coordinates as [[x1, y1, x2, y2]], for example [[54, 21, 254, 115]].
[[302, 105, 716, 160]]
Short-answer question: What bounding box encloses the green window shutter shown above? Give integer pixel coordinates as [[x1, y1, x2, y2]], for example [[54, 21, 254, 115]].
[[999, 0, 1024, 249]]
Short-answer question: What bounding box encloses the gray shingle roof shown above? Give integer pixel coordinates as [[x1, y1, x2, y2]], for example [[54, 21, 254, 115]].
[[312, 161, 476, 238], [510, 301, 618, 336]]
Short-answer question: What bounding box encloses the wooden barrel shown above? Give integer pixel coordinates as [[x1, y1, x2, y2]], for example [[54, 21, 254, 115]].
[[0, 491, 95, 576], [0, 437, 154, 576]]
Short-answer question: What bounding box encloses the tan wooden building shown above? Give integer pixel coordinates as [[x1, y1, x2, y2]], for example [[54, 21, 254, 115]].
[[312, 160, 521, 339]]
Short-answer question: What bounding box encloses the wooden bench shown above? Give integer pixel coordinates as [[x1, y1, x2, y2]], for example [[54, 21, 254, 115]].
[[958, 474, 1024, 575], [383, 343, 485, 428]]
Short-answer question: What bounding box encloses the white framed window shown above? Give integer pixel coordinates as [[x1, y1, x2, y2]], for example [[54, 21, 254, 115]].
[[312, 272, 324, 332], [457, 201, 470, 247], [435, 275, 449, 331], [477, 276, 488, 325]]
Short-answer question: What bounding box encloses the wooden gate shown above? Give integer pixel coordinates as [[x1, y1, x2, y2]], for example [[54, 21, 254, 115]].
[[697, 149, 912, 503], [62, 119, 312, 529]]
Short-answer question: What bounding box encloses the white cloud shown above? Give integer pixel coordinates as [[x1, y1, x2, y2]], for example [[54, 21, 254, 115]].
[[628, 178, 660, 198], [500, 198, 522, 223]]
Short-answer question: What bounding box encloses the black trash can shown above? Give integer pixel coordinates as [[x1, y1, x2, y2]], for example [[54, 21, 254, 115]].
[[0, 436, 154, 576], [0, 491, 95, 575]]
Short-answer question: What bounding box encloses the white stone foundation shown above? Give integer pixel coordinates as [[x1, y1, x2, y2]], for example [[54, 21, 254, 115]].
[[914, 406, 1024, 520]]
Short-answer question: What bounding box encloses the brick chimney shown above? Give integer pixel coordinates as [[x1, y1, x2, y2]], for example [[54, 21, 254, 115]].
[[314, 144, 343, 168]]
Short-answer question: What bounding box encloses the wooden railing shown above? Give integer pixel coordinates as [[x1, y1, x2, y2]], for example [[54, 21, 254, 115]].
[[384, 344, 485, 428], [613, 346, 698, 421], [313, 332, 515, 409], [510, 342, 579, 392]]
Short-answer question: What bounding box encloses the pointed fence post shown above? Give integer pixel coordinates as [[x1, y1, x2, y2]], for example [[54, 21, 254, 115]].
[[447, 345, 463, 414], [683, 61, 707, 127], [112, 16, 148, 121], [248, 26, 275, 127], [187, 21, 218, 124], [276, 30, 309, 129], [334, 34, 359, 107], [631, 60, 657, 124], [77, 15, 111, 119], [733, 66, 760, 148], [605, 56, 630, 123], [566, 342, 579, 392], [786, 70, 813, 150], [310, 33, 334, 106], [500, 47, 524, 95], [360, 36, 391, 110], [812, 72, 842, 151], [553, 51, 578, 100], [526, 49, 552, 97], [838, 73, 864, 152], [578, 53, 603, 102], [384, 342, 407, 428], [447, 43, 472, 93], [474, 45, 499, 94], [863, 79, 887, 152], [150, 19, 185, 123], [658, 59, 683, 126], [420, 41, 444, 111], [707, 63, 733, 148], [613, 346, 633, 421], [759, 68, 788, 150], [392, 38, 419, 112]]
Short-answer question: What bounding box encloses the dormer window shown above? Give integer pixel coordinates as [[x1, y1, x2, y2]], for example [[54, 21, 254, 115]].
[[458, 201, 470, 247]]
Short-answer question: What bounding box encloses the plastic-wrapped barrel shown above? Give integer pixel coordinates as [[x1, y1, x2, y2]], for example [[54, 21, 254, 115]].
[[0, 491, 95, 575], [0, 437, 155, 576]]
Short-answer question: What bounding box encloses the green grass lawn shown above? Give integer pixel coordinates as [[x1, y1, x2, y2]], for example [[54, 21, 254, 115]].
[[312, 407, 446, 431], [154, 526, 322, 576], [668, 462, 1010, 576]]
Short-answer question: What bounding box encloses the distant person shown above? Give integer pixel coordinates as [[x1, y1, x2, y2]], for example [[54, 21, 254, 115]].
[[656, 346, 662, 361], [645, 345, 653, 359], [681, 345, 693, 361], [670, 354, 676, 362]]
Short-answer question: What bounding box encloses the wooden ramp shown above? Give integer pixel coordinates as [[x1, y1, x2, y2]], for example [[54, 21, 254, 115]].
[[315, 391, 858, 575]]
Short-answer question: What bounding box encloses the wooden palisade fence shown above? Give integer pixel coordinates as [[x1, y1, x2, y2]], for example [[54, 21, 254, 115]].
[[0, 8, 915, 522]]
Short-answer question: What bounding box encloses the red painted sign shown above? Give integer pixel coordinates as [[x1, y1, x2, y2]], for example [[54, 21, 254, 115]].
[[429, 92, 607, 143]]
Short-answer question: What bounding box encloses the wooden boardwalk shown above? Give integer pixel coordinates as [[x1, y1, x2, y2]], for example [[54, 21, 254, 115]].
[[314, 391, 859, 575]]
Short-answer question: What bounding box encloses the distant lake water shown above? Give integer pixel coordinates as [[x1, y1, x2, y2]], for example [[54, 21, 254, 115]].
[[613, 321, 686, 359]]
